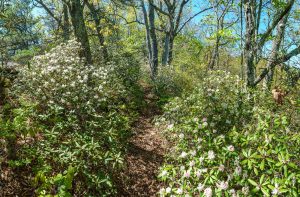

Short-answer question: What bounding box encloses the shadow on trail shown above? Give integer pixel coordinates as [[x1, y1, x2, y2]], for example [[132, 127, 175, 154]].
[[116, 84, 168, 197]]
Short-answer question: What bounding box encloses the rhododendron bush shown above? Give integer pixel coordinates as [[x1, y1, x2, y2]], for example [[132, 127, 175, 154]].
[[160, 71, 254, 133], [157, 72, 300, 196], [13, 40, 131, 195]]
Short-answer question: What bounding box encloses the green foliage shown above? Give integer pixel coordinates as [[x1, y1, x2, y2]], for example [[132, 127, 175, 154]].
[[0, 99, 39, 141], [12, 47, 41, 65], [9, 40, 134, 195], [159, 71, 253, 132], [110, 50, 144, 111], [34, 166, 76, 197], [157, 71, 300, 196]]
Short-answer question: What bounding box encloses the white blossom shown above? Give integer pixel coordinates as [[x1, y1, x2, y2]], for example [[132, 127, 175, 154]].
[[227, 145, 235, 152], [216, 181, 228, 190], [204, 187, 212, 197], [207, 150, 215, 160], [180, 151, 188, 158]]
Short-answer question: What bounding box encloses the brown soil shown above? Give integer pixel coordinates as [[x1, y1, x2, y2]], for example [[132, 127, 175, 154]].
[[116, 86, 168, 197]]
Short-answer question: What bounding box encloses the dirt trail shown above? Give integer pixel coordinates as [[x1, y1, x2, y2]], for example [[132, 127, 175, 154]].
[[117, 86, 168, 197]]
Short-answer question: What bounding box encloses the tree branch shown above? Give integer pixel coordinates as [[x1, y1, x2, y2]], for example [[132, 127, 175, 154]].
[[176, 6, 214, 35], [257, 0, 295, 49], [35, 0, 62, 27], [254, 45, 300, 85]]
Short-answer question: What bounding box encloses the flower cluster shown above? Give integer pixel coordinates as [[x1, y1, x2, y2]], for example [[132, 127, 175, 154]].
[[15, 40, 129, 195], [18, 39, 123, 118], [157, 71, 300, 196]]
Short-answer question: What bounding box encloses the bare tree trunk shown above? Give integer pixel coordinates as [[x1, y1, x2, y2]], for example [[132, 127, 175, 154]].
[[244, 0, 295, 87], [264, 14, 289, 89], [63, 3, 70, 41], [208, 35, 220, 70], [168, 36, 174, 65], [148, 0, 158, 79], [141, 0, 153, 72], [244, 0, 256, 87], [162, 33, 170, 66], [68, 0, 92, 64]]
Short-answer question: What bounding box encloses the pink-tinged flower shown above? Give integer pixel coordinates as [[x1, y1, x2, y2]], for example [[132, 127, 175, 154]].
[[235, 166, 242, 176], [207, 150, 215, 160], [204, 187, 212, 197], [227, 145, 235, 152], [183, 170, 190, 178], [196, 170, 202, 178], [216, 181, 228, 190], [202, 117, 207, 122], [218, 164, 225, 172]]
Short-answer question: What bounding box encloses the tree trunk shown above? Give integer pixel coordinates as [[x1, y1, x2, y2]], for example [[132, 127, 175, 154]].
[[168, 36, 174, 65], [148, 0, 158, 79], [85, 1, 109, 63], [63, 3, 70, 41], [264, 14, 289, 89], [68, 0, 92, 64], [244, 0, 256, 87], [162, 33, 170, 66], [208, 35, 220, 70], [141, 0, 153, 73]]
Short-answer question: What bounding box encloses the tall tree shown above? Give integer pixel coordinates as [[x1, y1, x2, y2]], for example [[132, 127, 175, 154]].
[[264, 13, 290, 89], [35, 0, 71, 41], [207, 0, 235, 70], [63, 0, 92, 64], [85, 0, 109, 62], [140, 0, 158, 79], [243, 0, 296, 87], [152, 0, 214, 65]]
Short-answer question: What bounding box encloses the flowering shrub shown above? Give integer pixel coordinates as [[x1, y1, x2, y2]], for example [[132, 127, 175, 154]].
[[157, 72, 300, 196], [160, 71, 253, 133], [154, 65, 197, 99], [14, 40, 131, 195]]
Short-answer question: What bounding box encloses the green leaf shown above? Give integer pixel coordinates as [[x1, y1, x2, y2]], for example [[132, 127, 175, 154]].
[[260, 160, 265, 170], [261, 187, 270, 196], [248, 179, 258, 187]]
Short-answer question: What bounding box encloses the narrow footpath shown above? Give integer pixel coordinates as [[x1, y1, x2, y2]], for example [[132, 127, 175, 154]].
[[117, 86, 168, 196]]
